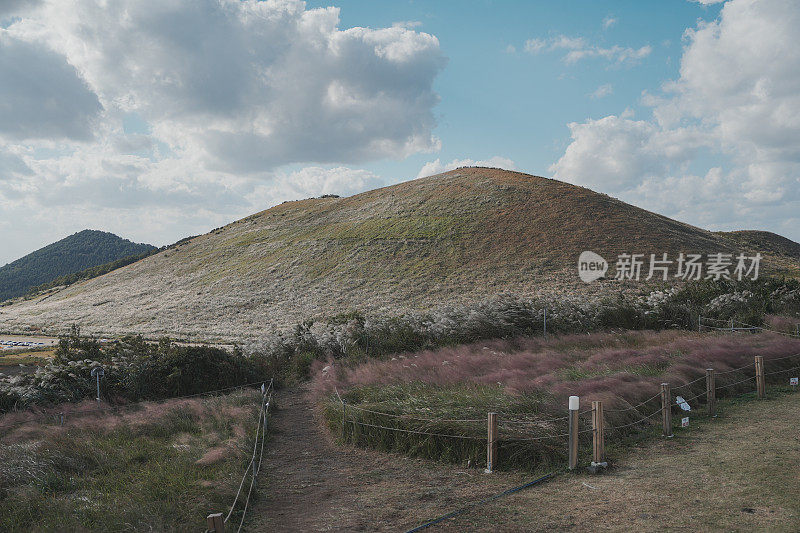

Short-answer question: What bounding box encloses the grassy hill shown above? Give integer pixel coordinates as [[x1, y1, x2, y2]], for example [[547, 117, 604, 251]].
[[0, 168, 797, 341], [0, 230, 155, 302]]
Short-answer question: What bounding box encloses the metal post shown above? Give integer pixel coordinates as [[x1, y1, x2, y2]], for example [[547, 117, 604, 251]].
[[568, 396, 579, 470], [96, 373, 101, 403], [543, 308, 547, 339], [661, 383, 673, 437], [731, 318, 734, 333]]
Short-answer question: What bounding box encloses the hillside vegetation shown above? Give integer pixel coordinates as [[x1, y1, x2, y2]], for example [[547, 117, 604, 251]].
[[0, 168, 798, 341], [0, 230, 155, 302]]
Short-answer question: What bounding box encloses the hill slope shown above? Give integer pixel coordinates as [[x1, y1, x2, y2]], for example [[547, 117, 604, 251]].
[[0, 230, 156, 302], [0, 168, 797, 341]]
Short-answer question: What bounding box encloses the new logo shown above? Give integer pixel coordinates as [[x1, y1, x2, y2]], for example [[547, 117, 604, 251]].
[[578, 251, 608, 283]]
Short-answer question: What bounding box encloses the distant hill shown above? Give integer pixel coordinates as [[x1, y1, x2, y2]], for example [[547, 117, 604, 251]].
[[0, 230, 156, 301], [0, 168, 798, 341]]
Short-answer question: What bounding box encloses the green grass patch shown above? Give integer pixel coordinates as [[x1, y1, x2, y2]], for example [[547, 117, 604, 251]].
[[0, 391, 266, 531]]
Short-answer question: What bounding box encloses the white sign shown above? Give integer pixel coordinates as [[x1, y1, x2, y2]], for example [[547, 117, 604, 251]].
[[681, 417, 690, 428], [675, 396, 691, 411], [790, 377, 798, 386]]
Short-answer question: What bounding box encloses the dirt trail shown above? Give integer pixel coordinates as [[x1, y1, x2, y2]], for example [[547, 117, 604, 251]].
[[247, 388, 529, 532], [249, 390, 800, 532]]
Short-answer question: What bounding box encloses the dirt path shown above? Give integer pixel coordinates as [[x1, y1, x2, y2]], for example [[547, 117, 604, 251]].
[[437, 392, 800, 532], [250, 391, 800, 532], [247, 388, 530, 532]]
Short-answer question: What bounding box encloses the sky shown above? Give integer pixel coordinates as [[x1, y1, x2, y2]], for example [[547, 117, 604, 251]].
[[1, 0, 799, 265]]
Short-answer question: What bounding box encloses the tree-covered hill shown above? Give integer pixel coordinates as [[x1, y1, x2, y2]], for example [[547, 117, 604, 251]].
[[0, 230, 155, 301]]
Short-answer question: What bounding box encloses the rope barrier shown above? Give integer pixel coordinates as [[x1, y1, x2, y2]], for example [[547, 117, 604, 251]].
[[606, 406, 664, 431], [347, 419, 485, 440], [223, 379, 273, 532], [764, 365, 800, 377], [344, 403, 485, 423], [716, 375, 756, 391], [605, 391, 662, 413]]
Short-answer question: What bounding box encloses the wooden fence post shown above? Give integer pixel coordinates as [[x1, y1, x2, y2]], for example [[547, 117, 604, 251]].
[[706, 369, 716, 417], [568, 396, 579, 470], [207, 513, 224, 533], [486, 412, 498, 473], [591, 401, 604, 464], [755, 356, 765, 399], [661, 383, 673, 437]]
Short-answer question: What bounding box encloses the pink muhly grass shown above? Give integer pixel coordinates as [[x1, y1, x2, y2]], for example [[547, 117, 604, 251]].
[[310, 330, 800, 413]]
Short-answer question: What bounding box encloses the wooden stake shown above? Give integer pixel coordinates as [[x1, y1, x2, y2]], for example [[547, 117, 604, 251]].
[[661, 383, 673, 437], [706, 369, 716, 417], [486, 412, 498, 472], [568, 396, 579, 470], [207, 513, 224, 533], [755, 355, 766, 399], [591, 401, 604, 464], [341, 401, 347, 442]]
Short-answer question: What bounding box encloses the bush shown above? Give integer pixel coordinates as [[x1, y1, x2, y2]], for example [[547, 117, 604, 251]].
[[0, 334, 269, 412], [249, 278, 800, 383]]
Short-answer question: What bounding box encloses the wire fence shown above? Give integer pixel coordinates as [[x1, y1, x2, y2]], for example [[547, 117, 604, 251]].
[[333, 349, 800, 471], [699, 316, 800, 338], [222, 378, 273, 533]]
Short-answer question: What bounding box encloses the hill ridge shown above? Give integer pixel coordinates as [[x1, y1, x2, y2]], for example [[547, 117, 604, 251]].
[[0, 167, 797, 341], [0, 229, 156, 302]]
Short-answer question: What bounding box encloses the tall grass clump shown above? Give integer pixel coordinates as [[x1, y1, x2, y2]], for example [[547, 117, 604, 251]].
[[0, 390, 265, 531], [312, 330, 800, 470], [250, 278, 800, 383]]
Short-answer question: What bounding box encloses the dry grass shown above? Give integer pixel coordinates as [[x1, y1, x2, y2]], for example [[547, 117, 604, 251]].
[[311, 330, 800, 468], [436, 391, 800, 532], [1, 167, 797, 342], [0, 390, 265, 531]]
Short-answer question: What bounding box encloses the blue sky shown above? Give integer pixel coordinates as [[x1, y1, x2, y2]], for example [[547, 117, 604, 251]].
[[1, 0, 798, 265], [319, 0, 719, 182]]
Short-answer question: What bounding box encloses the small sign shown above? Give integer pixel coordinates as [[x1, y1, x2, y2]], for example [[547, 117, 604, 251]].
[[90, 366, 105, 378], [790, 377, 798, 386], [681, 417, 689, 428], [675, 396, 691, 411]]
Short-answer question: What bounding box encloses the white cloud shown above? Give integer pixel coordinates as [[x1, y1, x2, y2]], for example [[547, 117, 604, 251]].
[[6, 0, 445, 172], [552, 0, 800, 239], [590, 84, 614, 99], [523, 38, 546, 54], [0, 0, 448, 264], [0, 31, 101, 140], [417, 156, 517, 179], [505, 44, 516, 54], [523, 34, 651, 66], [603, 16, 617, 29]]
